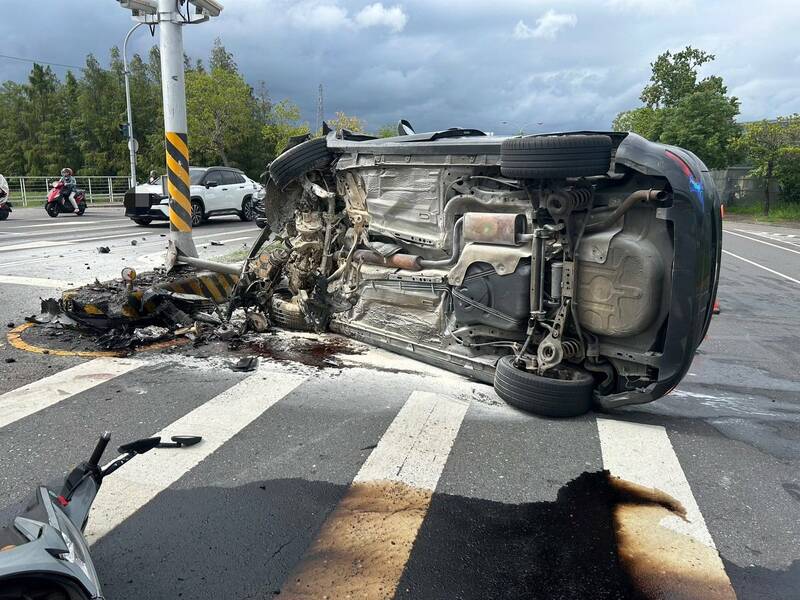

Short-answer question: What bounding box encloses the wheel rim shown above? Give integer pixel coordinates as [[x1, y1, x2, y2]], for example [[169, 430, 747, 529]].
[[244, 199, 256, 220], [191, 203, 202, 226]]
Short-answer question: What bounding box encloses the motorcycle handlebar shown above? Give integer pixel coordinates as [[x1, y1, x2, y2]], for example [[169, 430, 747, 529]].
[[88, 431, 112, 467]]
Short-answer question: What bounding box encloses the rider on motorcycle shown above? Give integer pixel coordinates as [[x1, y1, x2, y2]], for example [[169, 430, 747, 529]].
[[0, 172, 8, 201], [59, 168, 80, 212]]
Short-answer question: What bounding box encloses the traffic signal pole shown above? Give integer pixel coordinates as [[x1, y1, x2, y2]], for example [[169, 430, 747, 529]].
[[158, 0, 198, 266]]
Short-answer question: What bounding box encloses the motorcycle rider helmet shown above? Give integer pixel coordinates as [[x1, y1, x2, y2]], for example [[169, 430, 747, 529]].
[[61, 167, 73, 178]]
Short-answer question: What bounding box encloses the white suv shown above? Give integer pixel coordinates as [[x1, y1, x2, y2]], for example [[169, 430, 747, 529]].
[[124, 166, 262, 226]]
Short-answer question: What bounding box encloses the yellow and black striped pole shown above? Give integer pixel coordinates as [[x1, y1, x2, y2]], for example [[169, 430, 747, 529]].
[[159, 0, 197, 267]]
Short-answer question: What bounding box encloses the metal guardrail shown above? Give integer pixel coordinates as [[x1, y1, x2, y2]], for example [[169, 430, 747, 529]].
[[2, 176, 133, 207]]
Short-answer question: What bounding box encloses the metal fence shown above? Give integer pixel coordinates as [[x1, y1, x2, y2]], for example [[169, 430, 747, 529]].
[[1, 176, 133, 207], [710, 167, 783, 207]]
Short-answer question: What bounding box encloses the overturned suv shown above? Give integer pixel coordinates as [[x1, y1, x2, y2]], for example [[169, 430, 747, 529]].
[[251, 121, 720, 417]]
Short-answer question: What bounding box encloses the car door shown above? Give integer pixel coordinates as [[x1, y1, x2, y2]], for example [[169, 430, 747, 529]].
[[201, 169, 224, 213], [221, 171, 247, 211]]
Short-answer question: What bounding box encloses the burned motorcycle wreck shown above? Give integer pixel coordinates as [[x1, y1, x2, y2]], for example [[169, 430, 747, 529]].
[[232, 124, 721, 417]]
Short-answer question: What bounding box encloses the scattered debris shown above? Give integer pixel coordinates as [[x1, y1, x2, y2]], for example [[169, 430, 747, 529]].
[[4, 358, 16, 364], [210, 240, 224, 246], [6, 322, 14, 328], [230, 356, 259, 372], [97, 246, 111, 254], [131, 240, 138, 246]]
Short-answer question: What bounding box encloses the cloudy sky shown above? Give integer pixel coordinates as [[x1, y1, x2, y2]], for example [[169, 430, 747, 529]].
[[1, 0, 798, 134]]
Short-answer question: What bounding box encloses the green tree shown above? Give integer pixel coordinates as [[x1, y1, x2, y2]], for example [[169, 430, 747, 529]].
[[262, 100, 310, 158], [329, 111, 365, 133], [375, 123, 396, 138], [736, 115, 800, 214], [613, 46, 740, 168], [185, 42, 262, 168]]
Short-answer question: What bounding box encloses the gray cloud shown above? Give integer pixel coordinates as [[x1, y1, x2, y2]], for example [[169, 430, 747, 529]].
[[1, 0, 798, 136]]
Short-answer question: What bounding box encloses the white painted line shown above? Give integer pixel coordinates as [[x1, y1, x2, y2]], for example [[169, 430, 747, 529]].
[[355, 391, 469, 489], [0, 358, 142, 429], [0, 240, 74, 252], [727, 229, 800, 256], [13, 220, 126, 229], [0, 275, 77, 289], [280, 391, 469, 599], [596, 417, 715, 547], [85, 369, 306, 542], [722, 249, 800, 285], [13, 223, 140, 239]]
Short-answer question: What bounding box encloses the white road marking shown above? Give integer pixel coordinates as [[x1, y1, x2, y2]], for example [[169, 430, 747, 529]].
[[722, 249, 800, 285], [727, 229, 800, 256], [0, 275, 77, 288], [0, 240, 74, 252], [85, 369, 305, 543], [11, 223, 140, 238], [280, 391, 469, 599], [596, 417, 716, 547], [355, 391, 469, 489], [12, 219, 130, 229], [0, 358, 142, 429]]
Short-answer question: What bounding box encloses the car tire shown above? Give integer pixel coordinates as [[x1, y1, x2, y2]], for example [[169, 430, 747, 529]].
[[190, 199, 204, 227], [493, 355, 594, 417], [239, 196, 256, 222], [500, 135, 612, 179], [269, 292, 312, 331], [269, 137, 332, 189], [0, 209, 8, 221], [132, 217, 152, 226]]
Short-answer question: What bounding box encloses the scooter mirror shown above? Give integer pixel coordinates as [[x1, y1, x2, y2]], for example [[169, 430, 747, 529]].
[[118, 436, 162, 455], [171, 435, 202, 447]]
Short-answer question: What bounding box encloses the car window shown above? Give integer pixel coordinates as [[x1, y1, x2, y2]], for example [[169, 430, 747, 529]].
[[204, 171, 223, 185], [223, 171, 245, 185], [189, 168, 206, 185]]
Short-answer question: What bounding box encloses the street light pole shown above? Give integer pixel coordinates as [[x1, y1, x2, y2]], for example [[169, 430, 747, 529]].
[[157, 0, 198, 264], [123, 22, 143, 189]]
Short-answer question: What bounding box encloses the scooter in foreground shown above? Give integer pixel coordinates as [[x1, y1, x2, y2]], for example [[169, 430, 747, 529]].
[[0, 432, 202, 599], [45, 181, 87, 217]]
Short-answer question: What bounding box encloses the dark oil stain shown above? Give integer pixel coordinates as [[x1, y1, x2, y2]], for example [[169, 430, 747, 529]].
[[232, 334, 367, 369]]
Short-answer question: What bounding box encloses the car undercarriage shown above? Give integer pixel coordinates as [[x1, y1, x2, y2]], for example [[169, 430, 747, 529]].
[[230, 123, 721, 417]]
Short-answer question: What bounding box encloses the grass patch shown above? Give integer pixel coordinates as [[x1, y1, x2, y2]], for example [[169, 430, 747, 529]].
[[726, 203, 800, 223]]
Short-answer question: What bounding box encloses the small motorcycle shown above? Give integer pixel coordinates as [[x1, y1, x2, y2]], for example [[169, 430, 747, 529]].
[[0, 190, 11, 221], [0, 431, 201, 599], [46, 181, 87, 217]]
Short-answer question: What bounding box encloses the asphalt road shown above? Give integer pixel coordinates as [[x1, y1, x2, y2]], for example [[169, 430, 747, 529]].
[[0, 207, 798, 599]]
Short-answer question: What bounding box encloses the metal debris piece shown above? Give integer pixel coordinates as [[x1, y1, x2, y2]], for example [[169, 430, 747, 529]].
[[98, 246, 111, 254], [210, 240, 224, 246], [230, 356, 258, 372]]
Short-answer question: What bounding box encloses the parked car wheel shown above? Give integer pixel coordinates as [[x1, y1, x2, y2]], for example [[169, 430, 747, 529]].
[[493, 355, 594, 417], [500, 134, 612, 179], [269, 292, 312, 331], [269, 138, 332, 189], [132, 217, 152, 226], [239, 196, 257, 222], [190, 199, 204, 227]]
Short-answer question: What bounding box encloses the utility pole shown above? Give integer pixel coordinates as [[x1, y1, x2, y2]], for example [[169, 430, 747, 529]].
[[115, 0, 224, 268], [316, 83, 324, 136], [123, 22, 144, 189]]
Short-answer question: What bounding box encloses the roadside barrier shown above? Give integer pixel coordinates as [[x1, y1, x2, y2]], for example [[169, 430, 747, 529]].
[[1, 176, 132, 207]]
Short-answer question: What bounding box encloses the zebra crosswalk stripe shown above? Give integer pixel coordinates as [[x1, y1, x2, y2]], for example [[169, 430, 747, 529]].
[[279, 390, 469, 599], [84, 368, 306, 544], [596, 417, 735, 599], [0, 358, 142, 429]]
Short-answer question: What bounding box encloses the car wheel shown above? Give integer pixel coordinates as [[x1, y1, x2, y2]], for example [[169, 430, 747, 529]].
[[493, 355, 594, 417], [269, 292, 312, 331], [190, 199, 204, 227], [500, 135, 612, 179], [239, 196, 256, 222], [132, 217, 152, 226], [269, 137, 332, 189]]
